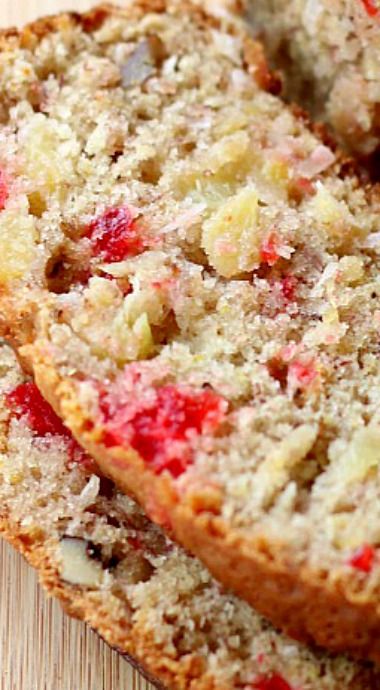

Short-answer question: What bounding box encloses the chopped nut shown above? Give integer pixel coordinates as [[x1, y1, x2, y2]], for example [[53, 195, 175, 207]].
[[58, 537, 104, 587], [121, 36, 166, 88]]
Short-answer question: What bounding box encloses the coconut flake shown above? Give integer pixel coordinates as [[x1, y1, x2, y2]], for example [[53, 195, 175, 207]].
[[298, 145, 335, 178]]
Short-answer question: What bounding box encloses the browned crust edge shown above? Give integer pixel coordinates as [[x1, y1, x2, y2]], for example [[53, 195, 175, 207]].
[[0, 0, 246, 54], [25, 348, 380, 668], [0, 512, 222, 690]]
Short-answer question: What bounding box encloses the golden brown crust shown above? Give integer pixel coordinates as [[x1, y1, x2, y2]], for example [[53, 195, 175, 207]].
[[29, 348, 380, 665], [0, 0, 244, 55], [243, 37, 282, 95]]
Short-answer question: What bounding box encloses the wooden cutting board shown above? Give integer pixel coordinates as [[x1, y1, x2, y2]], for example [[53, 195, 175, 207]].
[[0, 2, 152, 689]]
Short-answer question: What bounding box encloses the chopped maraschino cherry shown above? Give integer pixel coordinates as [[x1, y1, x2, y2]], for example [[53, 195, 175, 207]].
[[101, 383, 226, 478], [280, 275, 298, 302], [6, 382, 93, 468], [251, 674, 293, 690], [0, 169, 9, 211], [362, 0, 379, 17], [7, 382, 71, 437], [288, 359, 317, 390], [349, 544, 376, 573], [86, 206, 145, 262], [260, 233, 280, 266]]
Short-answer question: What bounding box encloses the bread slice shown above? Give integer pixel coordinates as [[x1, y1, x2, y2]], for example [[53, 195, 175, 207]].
[[1, 343, 380, 690], [2, 0, 380, 660], [249, 0, 380, 156]]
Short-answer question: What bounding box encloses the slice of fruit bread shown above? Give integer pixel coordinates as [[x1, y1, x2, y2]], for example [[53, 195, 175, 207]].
[[2, 0, 380, 661], [1, 343, 380, 690], [249, 0, 380, 156]]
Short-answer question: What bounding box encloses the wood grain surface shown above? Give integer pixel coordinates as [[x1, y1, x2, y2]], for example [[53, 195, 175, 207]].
[[0, 2, 153, 689]]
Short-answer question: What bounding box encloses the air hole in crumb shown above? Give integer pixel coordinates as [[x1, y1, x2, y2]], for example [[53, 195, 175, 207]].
[[28, 191, 47, 217], [138, 157, 162, 185], [151, 310, 180, 347], [106, 514, 121, 528], [267, 357, 288, 390], [180, 140, 197, 156], [0, 103, 9, 124], [111, 149, 124, 163], [98, 476, 115, 498], [135, 107, 154, 122], [45, 251, 76, 294], [45, 244, 91, 293]]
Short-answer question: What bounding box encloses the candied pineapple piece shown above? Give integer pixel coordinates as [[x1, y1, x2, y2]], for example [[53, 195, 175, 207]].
[[112, 306, 155, 361], [207, 131, 251, 176], [0, 197, 38, 283], [174, 131, 252, 196], [338, 256, 364, 284], [122, 287, 167, 327], [132, 312, 154, 358], [329, 426, 380, 483], [85, 276, 120, 309], [307, 183, 343, 226], [305, 182, 362, 242], [201, 186, 260, 277], [20, 114, 77, 198], [213, 107, 250, 137], [262, 158, 289, 187]]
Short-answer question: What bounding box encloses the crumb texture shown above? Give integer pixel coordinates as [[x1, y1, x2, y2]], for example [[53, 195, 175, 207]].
[[0, 344, 379, 690], [2, 0, 380, 659]]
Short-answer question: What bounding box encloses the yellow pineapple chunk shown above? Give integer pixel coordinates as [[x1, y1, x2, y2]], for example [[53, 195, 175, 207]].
[[308, 183, 343, 225], [201, 186, 260, 277], [262, 158, 289, 187], [174, 131, 252, 196], [338, 256, 364, 284], [20, 114, 77, 198], [112, 307, 155, 362], [305, 182, 360, 241], [0, 197, 38, 283], [133, 312, 154, 358], [329, 426, 380, 483]]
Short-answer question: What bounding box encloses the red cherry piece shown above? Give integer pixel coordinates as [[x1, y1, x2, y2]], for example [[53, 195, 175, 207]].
[[293, 176, 314, 196], [260, 233, 280, 266], [251, 674, 294, 690], [349, 544, 376, 573], [86, 206, 145, 262], [7, 382, 71, 437], [6, 382, 92, 468], [280, 275, 298, 302], [102, 384, 226, 478], [0, 169, 9, 211], [362, 0, 379, 17], [128, 535, 144, 550], [288, 359, 317, 389]]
